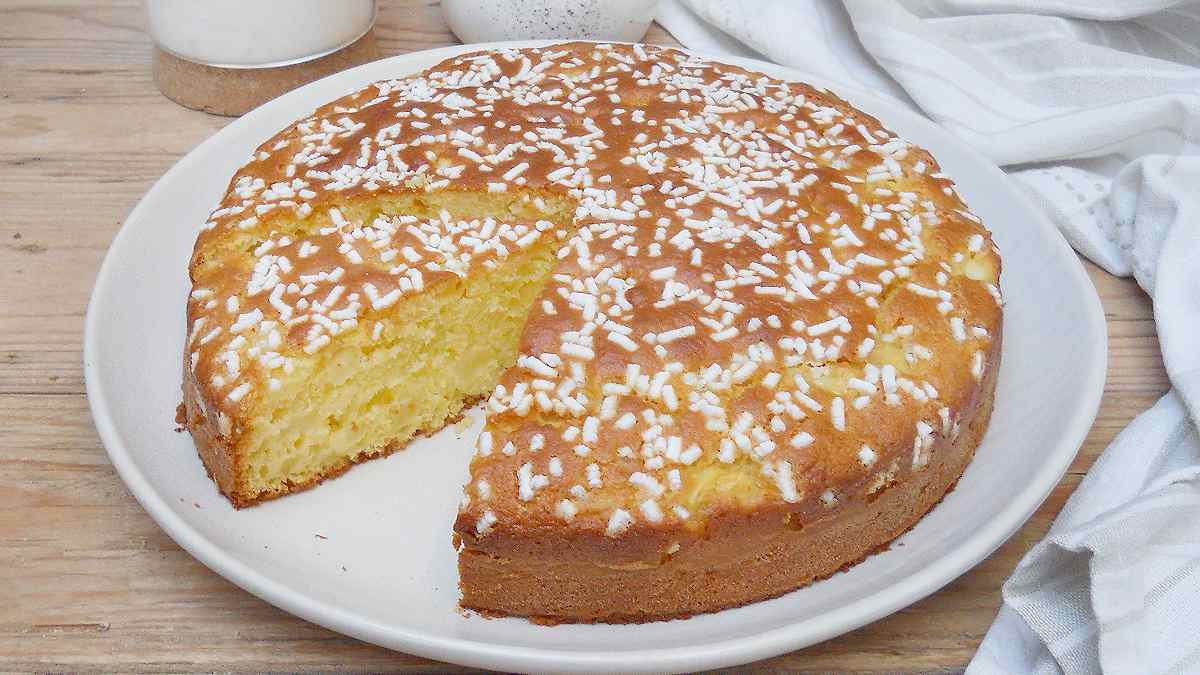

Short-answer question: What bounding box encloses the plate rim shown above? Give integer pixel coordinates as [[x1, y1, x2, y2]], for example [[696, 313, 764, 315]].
[[84, 39, 1108, 674]]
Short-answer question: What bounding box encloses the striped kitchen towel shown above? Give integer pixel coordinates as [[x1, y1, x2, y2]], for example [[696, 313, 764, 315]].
[[657, 1, 1200, 672]]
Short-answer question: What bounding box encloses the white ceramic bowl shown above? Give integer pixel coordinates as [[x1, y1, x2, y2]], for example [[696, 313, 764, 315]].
[[85, 41, 1106, 673], [146, 0, 377, 68]]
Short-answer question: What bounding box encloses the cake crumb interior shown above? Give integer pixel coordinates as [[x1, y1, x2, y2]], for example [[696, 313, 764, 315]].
[[234, 191, 571, 498]]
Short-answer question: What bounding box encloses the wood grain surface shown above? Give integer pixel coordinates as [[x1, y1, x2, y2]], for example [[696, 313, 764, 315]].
[[0, 1, 1169, 672]]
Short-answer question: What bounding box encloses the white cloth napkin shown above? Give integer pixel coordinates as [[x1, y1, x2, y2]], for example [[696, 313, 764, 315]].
[[657, 2, 1200, 672]]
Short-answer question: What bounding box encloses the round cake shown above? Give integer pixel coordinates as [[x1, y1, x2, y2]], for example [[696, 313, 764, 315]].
[[180, 42, 1003, 623]]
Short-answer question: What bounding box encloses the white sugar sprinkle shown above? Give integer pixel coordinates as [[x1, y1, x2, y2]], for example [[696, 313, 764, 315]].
[[858, 444, 877, 466], [606, 509, 633, 537]]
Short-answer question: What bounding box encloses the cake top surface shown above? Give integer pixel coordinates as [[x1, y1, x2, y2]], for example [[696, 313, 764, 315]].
[[185, 42, 1001, 535]]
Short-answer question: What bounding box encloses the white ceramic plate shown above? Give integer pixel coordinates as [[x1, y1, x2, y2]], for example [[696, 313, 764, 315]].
[[85, 41, 1106, 673]]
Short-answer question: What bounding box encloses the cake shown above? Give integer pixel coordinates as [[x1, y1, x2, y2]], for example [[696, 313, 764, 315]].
[[180, 42, 1003, 623]]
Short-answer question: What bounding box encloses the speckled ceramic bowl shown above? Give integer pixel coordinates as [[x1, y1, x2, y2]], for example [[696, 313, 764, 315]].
[[442, 0, 659, 44]]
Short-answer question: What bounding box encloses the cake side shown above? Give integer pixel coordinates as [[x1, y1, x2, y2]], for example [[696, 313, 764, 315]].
[[456, 325, 1000, 623]]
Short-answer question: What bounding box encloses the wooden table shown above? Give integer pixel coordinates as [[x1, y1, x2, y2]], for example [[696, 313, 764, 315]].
[[0, 2, 1169, 672]]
